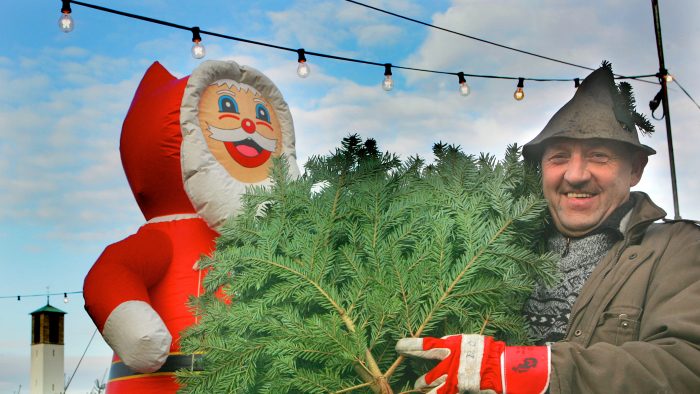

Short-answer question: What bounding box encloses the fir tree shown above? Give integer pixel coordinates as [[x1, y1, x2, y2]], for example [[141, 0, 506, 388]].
[[177, 135, 556, 393]]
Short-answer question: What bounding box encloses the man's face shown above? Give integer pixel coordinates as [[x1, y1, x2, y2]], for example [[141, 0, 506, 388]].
[[541, 138, 646, 237], [198, 82, 282, 183]]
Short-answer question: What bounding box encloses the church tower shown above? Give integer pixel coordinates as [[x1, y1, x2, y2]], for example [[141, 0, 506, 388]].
[[30, 303, 66, 394]]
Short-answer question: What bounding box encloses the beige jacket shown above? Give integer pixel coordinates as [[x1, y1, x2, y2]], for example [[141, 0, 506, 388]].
[[549, 192, 700, 393]]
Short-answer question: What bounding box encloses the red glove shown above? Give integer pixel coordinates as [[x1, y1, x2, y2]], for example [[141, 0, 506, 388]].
[[396, 334, 550, 394]]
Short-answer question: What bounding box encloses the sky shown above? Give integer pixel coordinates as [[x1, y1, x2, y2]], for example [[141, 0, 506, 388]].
[[1, 0, 698, 392]]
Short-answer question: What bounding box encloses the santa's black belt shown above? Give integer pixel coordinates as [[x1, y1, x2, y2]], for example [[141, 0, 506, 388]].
[[108, 353, 204, 382]]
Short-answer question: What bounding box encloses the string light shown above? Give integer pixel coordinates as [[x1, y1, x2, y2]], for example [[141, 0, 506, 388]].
[[296, 48, 310, 78], [59, 0, 74, 33], [58, 1, 678, 106], [382, 63, 394, 91], [1, 290, 82, 302], [514, 77, 525, 101], [574, 78, 580, 88], [191, 26, 205, 59], [656, 69, 674, 84], [457, 72, 471, 96]]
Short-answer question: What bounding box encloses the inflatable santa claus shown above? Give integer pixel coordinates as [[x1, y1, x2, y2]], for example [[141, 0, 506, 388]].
[[84, 60, 300, 392]]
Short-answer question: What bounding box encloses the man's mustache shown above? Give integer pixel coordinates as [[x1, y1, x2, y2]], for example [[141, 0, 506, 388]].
[[207, 124, 277, 152]]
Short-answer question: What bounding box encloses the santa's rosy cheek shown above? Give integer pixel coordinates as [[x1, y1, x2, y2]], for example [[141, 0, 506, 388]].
[[255, 121, 273, 131]]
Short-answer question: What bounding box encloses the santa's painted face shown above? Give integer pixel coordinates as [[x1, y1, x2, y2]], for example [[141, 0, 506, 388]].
[[181, 61, 300, 229], [197, 79, 282, 183]]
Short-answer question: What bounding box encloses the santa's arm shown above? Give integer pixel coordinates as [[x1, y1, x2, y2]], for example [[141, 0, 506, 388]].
[[84, 227, 173, 372]]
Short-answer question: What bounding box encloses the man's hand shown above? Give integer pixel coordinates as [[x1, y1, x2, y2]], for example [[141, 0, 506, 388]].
[[396, 334, 550, 394]]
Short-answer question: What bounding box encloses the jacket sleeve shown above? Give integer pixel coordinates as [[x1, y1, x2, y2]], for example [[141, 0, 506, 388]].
[[83, 227, 173, 331], [549, 222, 700, 393]]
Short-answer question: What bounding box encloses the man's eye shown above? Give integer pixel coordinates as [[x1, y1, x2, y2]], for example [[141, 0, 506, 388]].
[[590, 153, 609, 163], [548, 154, 568, 164], [218, 95, 239, 113], [255, 103, 271, 123]]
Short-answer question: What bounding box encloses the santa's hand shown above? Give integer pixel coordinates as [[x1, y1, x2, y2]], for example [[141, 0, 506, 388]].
[[102, 300, 172, 373], [396, 334, 550, 394]]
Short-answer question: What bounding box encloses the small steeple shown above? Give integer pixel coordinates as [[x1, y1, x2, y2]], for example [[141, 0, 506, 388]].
[[30, 303, 66, 394]]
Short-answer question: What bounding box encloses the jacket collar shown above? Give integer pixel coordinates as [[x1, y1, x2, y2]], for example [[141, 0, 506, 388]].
[[620, 191, 667, 244], [546, 191, 666, 242]]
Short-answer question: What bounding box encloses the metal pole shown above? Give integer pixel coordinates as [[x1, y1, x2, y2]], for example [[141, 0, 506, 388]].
[[651, 0, 681, 219]]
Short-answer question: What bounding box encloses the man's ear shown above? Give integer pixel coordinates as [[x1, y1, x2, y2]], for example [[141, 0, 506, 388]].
[[629, 151, 648, 187]]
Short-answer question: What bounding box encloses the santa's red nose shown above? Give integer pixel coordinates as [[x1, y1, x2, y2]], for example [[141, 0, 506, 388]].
[[241, 118, 256, 133]]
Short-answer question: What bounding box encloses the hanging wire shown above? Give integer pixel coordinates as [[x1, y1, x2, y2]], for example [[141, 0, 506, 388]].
[[672, 78, 700, 110], [1, 290, 82, 300], [344, 0, 598, 72], [64, 0, 657, 84], [344, 0, 666, 86], [64, 328, 99, 391]]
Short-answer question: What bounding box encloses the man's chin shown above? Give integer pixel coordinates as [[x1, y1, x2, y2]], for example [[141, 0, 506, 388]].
[[555, 220, 601, 238], [552, 210, 604, 237]]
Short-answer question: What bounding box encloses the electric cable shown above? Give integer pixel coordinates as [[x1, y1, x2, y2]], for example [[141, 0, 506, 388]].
[[65, 0, 656, 84]]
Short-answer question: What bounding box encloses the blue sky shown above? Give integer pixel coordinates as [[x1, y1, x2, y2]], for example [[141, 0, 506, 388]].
[[1, 1, 698, 392]]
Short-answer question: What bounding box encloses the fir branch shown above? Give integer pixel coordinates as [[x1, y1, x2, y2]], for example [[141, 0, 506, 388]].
[[384, 199, 538, 379]]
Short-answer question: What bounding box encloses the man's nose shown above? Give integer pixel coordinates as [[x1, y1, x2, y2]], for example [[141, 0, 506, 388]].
[[563, 155, 591, 186]]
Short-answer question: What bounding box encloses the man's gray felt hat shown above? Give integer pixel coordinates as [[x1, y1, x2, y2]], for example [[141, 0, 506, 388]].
[[522, 62, 655, 162]]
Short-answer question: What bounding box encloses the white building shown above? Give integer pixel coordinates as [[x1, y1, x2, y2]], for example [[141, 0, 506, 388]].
[[30, 304, 66, 394]]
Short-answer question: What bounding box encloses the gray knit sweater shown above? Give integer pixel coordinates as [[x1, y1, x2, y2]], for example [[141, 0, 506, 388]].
[[522, 197, 635, 344]]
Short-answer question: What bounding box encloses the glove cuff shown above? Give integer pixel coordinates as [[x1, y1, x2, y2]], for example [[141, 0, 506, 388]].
[[480, 341, 550, 394], [501, 345, 550, 394]]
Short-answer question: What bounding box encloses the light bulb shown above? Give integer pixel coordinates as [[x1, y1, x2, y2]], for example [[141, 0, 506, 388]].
[[297, 61, 310, 78], [191, 41, 205, 59], [59, 13, 74, 33], [665, 74, 673, 83], [190, 27, 205, 59], [296, 49, 310, 78], [382, 75, 394, 91], [456, 72, 470, 97], [514, 87, 525, 101], [382, 63, 394, 91], [459, 81, 471, 96], [63, 293, 69, 303], [513, 77, 525, 101]]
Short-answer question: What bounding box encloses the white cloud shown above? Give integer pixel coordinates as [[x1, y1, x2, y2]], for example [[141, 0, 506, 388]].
[[0, 48, 143, 238]]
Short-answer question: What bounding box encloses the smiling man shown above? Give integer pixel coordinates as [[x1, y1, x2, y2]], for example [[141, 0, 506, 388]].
[[396, 63, 700, 393], [539, 138, 646, 238]]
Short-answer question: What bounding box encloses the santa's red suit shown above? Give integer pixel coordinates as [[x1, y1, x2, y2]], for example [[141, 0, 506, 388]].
[[84, 60, 299, 392]]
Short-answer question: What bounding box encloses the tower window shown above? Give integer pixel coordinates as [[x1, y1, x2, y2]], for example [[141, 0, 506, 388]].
[[49, 315, 59, 344], [32, 316, 40, 344]]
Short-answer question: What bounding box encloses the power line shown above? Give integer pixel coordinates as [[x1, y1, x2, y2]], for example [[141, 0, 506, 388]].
[[349, 0, 700, 108], [344, 0, 664, 86], [65, 0, 656, 84], [1, 290, 82, 301], [64, 328, 98, 391], [673, 78, 700, 110], [345, 0, 597, 72]]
